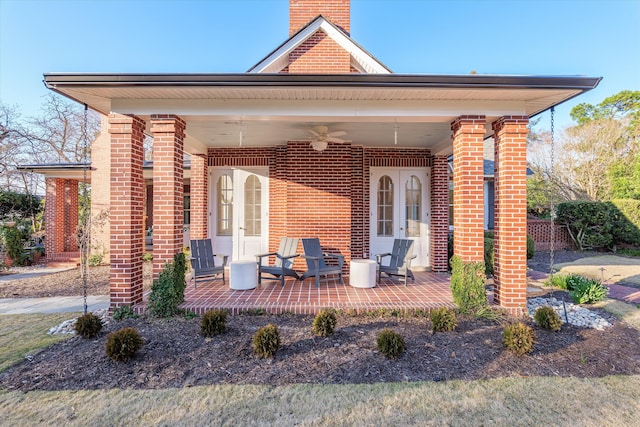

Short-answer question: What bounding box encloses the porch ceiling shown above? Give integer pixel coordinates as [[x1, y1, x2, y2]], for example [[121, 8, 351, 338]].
[[43, 73, 601, 156]]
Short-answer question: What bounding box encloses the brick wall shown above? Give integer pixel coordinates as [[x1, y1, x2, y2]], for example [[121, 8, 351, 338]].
[[431, 156, 449, 272], [451, 116, 486, 263], [527, 219, 573, 251], [493, 116, 529, 314], [288, 30, 351, 73], [108, 114, 145, 308], [290, 0, 350, 35], [190, 154, 208, 240], [90, 115, 111, 257]]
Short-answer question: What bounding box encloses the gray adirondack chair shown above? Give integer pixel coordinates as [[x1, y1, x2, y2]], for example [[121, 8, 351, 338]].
[[256, 237, 300, 286], [376, 239, 416, 285], [300, 238, 344, 288], [189, 239, 228, 288]]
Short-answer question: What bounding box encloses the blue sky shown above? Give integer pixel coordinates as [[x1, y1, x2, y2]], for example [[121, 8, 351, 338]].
[[1, 0, 639, 131]]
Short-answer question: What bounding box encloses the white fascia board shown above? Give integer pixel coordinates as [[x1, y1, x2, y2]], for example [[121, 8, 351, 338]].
[[249, 17, 389, 74]]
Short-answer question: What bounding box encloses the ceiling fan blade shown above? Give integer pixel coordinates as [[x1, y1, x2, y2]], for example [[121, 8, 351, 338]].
[[327, 130, 347, 138], [326, 137, 347, 144], [308, 129, 322, 138]]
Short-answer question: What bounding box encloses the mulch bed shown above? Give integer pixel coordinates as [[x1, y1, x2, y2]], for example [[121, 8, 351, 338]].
[[2, 310, 640, 392]]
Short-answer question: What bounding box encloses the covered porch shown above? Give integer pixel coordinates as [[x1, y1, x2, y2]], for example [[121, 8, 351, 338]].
[[173, 270, 454, 315]]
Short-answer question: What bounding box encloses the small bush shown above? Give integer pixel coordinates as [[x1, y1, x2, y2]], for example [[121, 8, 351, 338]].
[[74, 313, 103, 338], [253, 324, 281, 358], [105, 327, 143, 362], [430, 307, 457, 333], [527, 234, 535, 260], [571, 278, 608, 304], [172, 252, 188, 304], [88, 253, 103, 267], [545, 273, 570, 290], [503, 322, 536, 355], [312, 309, 338, 337], [112, 305, 139, 321], [147, 253, 187, 318], [201, 309, 228, 337], [534, 306, 562, 331], [484, 237, 494, 276], [376, 328, 406, 359], [142, 252, 153, 262], [450, 256, 489, 315]]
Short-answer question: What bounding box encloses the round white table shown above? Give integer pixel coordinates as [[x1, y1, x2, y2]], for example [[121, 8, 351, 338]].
[[229, 261, 257, 290], [349, 259, 377, 288]]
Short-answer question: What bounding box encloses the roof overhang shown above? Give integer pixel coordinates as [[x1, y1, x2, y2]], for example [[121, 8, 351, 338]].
[[19, 162, 192, 181], [43, 73, 601, 156]]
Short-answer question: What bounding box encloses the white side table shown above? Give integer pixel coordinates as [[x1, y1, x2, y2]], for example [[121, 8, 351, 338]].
[[229, 261, 257, 290], [349, 259, 376, 288]]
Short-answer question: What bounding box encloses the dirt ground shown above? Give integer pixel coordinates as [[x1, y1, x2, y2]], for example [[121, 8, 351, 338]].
[[2, 310, 640, 391], [1, 251, 640, 391]]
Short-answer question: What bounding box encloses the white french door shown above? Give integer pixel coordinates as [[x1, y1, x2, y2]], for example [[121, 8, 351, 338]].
[[370, 168, 430, 270], [209, 167, 269, 261]]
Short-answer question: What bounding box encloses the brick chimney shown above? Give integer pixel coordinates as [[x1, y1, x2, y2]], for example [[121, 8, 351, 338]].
[[287, 0, 352, 73], [289, 0, 350, 36]]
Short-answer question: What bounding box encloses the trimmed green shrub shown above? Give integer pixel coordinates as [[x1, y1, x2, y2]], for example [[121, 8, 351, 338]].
[[484, 237, 494, 276], [503, 322, 536, 355], [2, 225, 28, 266], [105, 327, 143, 362], [450, 256, 489, 315], [527, 234, 535, 260], [611, 199, 640, 246], [253, 324, 281, 358], [88, 253, 103, 267], [376, 328, 406, 359], [534, 306, 562, 331], [430, 307, 457, 333], [201, 309, 228, 337], [571, 277, 608, 304], [147, 253, 187, 318], [312, 309, 337, 337], [74, 313, 103, 338], [112, 305, 139, 321]]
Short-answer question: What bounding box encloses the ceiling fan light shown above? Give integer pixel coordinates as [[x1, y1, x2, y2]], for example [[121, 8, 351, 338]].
[[310, 140, 328, 152]]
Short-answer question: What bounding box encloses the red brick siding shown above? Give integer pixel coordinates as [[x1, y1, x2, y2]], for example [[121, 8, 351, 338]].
[[288, 30, 351, 73], [493, 116, 529, 314], [151, 115, 185, 277], [108, 114, 145, 308], [289, 0, 350, 35], [45, 178, 79, 261], [431, 156, 449, 272], [527, 219, 573, 251], [452, 116, 485, 263], [190, 154, 208, 240]]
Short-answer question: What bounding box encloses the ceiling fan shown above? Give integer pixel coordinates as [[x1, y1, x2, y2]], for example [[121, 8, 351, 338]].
[[306, 125, 349, 152]]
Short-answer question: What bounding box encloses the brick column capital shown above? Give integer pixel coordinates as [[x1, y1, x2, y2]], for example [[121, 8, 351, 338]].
[[108, 114, 146, 134], [492, 116, 529, 133], [150, 115, 186, 137], [451, 115, 486, 135]]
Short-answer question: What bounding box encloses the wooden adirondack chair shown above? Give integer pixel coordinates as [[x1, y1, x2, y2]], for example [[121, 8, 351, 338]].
[[376, 239, 416, 285], [256, 237, 300, 286], [300, 238, 344, 288], [189, 239, 228, 288]]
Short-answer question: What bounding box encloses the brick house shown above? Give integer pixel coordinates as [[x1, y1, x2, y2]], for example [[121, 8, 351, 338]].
[[36, 0, 599, 314]]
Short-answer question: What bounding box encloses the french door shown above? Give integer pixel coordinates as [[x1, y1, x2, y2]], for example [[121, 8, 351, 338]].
[[209, 167, 269, 261], [370, 168, 430, 270]]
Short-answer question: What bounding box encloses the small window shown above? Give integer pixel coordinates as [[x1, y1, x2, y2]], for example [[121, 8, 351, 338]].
[[183, 194, 191, 225], [244, 175, 261, 236], [377, 175, 394, 236], [217, 175, 233, 236]]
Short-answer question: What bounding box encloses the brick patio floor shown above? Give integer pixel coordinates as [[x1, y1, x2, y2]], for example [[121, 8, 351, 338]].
[[169, 271, 454, 315]]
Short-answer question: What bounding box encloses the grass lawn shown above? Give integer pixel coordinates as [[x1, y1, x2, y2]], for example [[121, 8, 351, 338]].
[[0, 312, 79, 372], [1, 312, 639, 426]]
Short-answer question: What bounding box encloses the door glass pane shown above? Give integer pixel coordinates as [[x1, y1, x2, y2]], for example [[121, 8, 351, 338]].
[[244, 175, 261, 236], [217, 175, 233, 236], [405, 175, 421, 237], [377, 175, 393, 236]]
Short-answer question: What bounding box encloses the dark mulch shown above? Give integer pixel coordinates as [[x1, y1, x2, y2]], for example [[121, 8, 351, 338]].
[[2, 310, 639, 392]]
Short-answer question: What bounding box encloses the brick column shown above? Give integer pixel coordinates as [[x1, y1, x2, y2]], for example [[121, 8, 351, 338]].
[[109, 114, 145, 308], [64, 179, 79, 252], [190, 154, 208, 240], [45, 178, 65, 260], [430, 155, 449, 272], [451, 116, 485, 263], [151, 115, 185, 277], [492, 116, 529, 314]]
